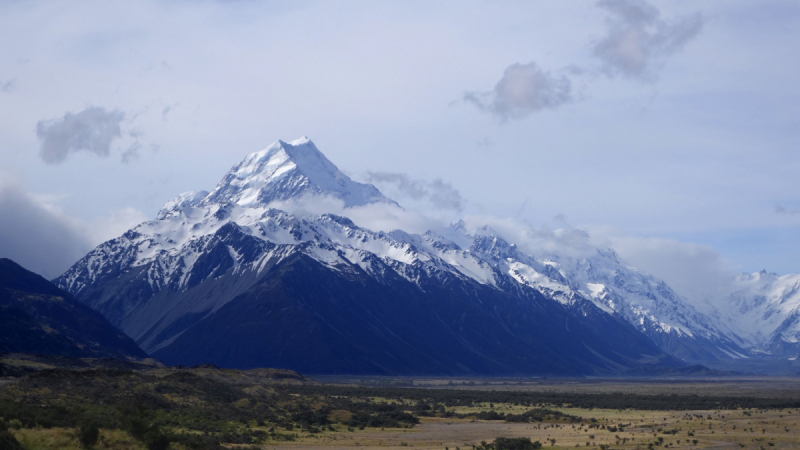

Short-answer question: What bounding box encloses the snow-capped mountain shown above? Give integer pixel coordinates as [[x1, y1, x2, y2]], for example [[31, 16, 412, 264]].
[[457, 228, 747, 362], [697, 271, 800, 358], [201, 137, 392, 208], [55, 137, 748, 373]]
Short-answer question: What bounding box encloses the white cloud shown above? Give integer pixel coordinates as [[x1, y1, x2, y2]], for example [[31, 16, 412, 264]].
[[464, 62, 573, 120], [363, 172, 464, 212], [589, 226, 738, 301], [458, 215, 600, 260], [35, 106, 141, 164], [593, 0, 704, 81], [464, 0, 703, 120], [266, 193, 440, 236]]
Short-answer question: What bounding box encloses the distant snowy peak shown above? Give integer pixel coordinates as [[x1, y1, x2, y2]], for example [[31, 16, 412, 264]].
[[712, 270, 800, 354], [202, 137, 394, 208], [734, 269, 781, 286]]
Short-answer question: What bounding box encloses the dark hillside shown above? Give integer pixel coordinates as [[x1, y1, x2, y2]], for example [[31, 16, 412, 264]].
[[0, 258, 146, 359]]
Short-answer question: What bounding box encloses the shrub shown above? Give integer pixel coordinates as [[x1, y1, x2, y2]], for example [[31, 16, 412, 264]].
[[491, 437, 542, 450], [146, 433, 170, 450], [78, 421, 100, 448], [0, 429, 24, 450]]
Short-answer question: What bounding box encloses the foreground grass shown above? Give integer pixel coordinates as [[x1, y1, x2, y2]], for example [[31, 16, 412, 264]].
[[5, 365, 800, 450], [12, 428, 145, 450], [7, 405, 800, 449]]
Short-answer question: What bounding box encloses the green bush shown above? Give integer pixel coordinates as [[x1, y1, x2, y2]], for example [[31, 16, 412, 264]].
[[502, 408, 581, 424], [145, 432, 170, 450], [0, 429, 25, 450], [481, 437, 542, 450], [78, 421, 99, 448]]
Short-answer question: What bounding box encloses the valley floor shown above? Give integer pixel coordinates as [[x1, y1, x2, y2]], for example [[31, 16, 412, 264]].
[[4, 356, 800, 450], [265, 409, 800, 450], [10, 407, 800, 450], [315, 375, 800, 398]]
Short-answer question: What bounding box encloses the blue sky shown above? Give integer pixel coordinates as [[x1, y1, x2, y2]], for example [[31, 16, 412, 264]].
[[0, 0, 798, 285]]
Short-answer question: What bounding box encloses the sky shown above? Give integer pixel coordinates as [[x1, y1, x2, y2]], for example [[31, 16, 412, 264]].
[[0, 0, 799, 291]]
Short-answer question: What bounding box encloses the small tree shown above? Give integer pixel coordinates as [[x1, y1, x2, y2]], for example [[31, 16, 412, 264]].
[[78, 421, 100, 449], [146, 433, 170, 450], [0, 418, 25, 450]]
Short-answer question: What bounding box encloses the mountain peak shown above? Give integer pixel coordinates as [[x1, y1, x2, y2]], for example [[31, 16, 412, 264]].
[[202, 137, 393, 208], [157, 190, 209, 219]]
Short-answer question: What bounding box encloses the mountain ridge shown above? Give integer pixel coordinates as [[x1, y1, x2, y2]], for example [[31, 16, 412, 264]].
[[52, 137, 784, 373], [0, 258, 147, 359]]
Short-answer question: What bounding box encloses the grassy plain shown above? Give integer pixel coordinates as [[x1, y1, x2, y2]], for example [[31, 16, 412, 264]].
[[253, 381, 800, 450], [4, 356, 800, 450], [11, 405, 800, 450], [251, 408, 800, 450]]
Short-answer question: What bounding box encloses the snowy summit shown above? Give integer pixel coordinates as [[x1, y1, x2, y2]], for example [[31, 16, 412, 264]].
[[201, 137, 392, 208]]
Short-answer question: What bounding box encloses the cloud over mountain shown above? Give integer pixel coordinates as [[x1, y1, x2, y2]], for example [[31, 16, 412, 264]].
[[363, 172, 464, 211], [0, 182, 91, 279], [0, 175, 146, 279]]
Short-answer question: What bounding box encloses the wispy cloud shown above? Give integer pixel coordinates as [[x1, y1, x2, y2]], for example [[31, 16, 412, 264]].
[[465, 0, 703, 120], [266, 193, 439, 236], [161, 102, 179, 120], [592, 228, 738, 302], [35, 106, 142, 164], [1, 78, 15, 93], [593, 0, 704, 81], [463, 62, 573, 121], [364, 172, 464, 212], [776, 204, 800, 215]]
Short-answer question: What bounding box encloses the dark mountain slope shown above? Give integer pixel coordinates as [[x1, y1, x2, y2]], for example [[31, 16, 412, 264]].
[[52, 138, 700, 374], [0, 258, 146, 359], [154, 252, 677, 375]]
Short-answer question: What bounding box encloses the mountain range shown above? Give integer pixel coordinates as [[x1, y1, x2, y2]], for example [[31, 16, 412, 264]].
[[0, 258, 145, 359], [51, 137, 800, 374]]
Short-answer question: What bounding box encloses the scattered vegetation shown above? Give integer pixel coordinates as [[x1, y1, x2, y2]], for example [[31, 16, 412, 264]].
[[0, 367, 419, 449], [4, 363, 800, 449], [285, 384, 800, 411], [0, 418, 24, 450], [477, 437, 542, 450]]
